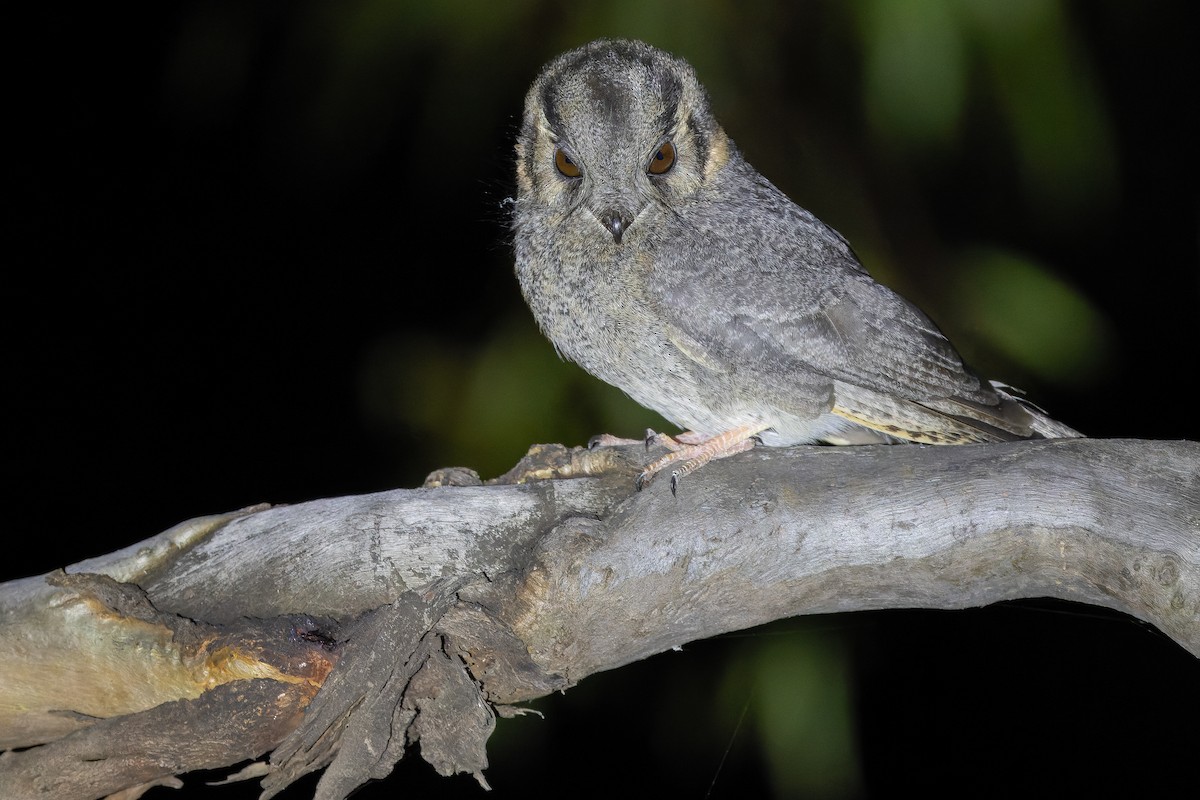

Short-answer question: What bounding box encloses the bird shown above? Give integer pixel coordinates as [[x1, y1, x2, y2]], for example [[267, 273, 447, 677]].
[[511, 39, 1080, 492]]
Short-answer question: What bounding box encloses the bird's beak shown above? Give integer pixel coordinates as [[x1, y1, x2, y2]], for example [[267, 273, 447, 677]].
[[598, 208, 634, 244], [597, 203, 643, 244]]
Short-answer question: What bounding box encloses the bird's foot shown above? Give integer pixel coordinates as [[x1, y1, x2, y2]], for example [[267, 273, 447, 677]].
[[636, 423, 770, 495], [588, 429, 708, 451]]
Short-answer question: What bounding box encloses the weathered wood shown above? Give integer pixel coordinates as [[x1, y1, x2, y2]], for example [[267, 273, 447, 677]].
[[1, 438, 1196, 799]]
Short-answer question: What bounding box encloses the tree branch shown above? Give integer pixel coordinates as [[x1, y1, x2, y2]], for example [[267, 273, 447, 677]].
[[2, 438, 1196, 798]]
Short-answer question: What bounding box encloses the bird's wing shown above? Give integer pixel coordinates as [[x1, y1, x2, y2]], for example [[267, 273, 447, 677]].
[[652, 226, 981, 399], [649, 204, 1043, 440]]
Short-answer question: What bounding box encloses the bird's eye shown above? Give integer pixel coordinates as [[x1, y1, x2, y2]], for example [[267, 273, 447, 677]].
[[554, 147, 581, 178], [647, 140, 676, 175]]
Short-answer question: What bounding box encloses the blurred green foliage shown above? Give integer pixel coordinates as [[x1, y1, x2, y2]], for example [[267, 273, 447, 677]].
[[736, 632, 862, 797], [859, 1, 969, 151], [857, 0, 1116, 219], [953, 247, 1114, 385], [360, 315, 669, 478]]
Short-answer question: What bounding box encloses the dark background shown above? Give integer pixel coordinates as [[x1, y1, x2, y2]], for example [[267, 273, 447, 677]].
[[7, 2, 1198, 798]]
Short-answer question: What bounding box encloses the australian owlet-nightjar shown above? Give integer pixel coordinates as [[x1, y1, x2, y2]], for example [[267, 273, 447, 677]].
[[512, 39, 1080, 491]]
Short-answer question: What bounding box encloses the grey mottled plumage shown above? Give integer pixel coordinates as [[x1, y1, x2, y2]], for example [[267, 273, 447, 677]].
[[513, 39, 1079, 488]]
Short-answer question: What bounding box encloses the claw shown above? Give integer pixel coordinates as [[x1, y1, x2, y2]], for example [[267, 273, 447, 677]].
[[644, 429, 688, 453]]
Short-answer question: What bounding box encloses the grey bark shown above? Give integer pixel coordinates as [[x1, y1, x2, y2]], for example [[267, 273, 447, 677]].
[[1, 438, 1196, 799]]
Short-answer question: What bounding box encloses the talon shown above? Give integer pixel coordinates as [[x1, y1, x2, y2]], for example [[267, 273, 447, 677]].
[[670, 471, 680, 496], [587, 435, 604, 450], [645, 430, 688, 453]]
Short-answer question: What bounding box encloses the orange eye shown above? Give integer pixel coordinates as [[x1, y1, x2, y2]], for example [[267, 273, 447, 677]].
[[554, 147, 581, 178], [648, 140, 676, 175]]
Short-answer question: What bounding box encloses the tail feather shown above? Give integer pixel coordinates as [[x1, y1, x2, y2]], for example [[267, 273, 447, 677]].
[[830, 381, 1082, 445], [990, 381, 1082, 439]]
